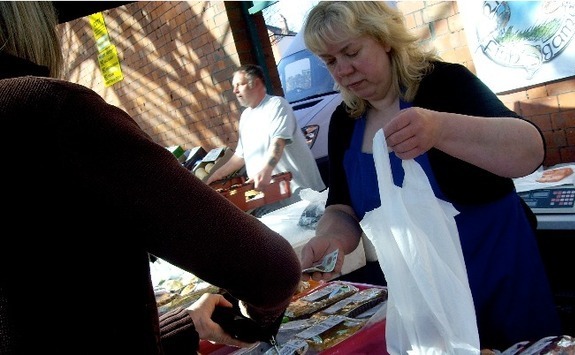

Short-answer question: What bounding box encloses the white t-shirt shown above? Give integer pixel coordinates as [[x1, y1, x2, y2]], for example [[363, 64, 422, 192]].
[[235, 94, 325, 195]]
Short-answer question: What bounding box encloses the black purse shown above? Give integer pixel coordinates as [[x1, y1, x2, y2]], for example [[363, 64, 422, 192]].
[[211, 292, 284, 344]]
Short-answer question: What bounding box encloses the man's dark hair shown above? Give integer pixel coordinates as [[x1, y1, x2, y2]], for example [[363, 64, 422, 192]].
[[235, 64, 265, 86]]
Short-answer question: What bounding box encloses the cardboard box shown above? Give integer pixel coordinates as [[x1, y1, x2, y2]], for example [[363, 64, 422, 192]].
[[166, 145, 186, 163], [202, 147, 227, 162], [182, 146, 206, 171], [193, 147, 234, 182]]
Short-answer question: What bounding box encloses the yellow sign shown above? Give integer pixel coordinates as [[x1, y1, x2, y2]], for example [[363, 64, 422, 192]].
[[97, 45, 124, 86], [89, 12, 123, 86]]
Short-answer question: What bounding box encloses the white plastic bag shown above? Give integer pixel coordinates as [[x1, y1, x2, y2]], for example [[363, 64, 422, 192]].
[[360, 129, 480, 355], [298, 188, 327, 230]]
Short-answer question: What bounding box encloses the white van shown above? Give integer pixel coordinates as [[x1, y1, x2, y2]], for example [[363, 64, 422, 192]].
[[277, 31, 342, 186]]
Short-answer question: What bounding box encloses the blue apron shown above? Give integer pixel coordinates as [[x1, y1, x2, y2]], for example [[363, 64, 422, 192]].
[[342, 102, 561, 348]]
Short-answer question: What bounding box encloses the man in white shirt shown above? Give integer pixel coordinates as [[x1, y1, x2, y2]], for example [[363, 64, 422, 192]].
[[207, 64, 326, 217]]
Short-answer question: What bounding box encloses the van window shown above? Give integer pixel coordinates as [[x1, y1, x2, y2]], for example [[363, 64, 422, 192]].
[[278, 49, 337, 104], [284, 58, 311, 94]]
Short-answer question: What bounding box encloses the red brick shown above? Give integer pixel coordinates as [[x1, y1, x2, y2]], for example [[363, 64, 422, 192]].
[[433, 18, 449, 36], [521, 96, 560, 116], [551, 130, 568, 147], [403, 13, 417, 29], [560, 146, 575, 162], [397, 1, 425, 14], [566, 128, 575, 146], [564, 110, 575, 127], [546, 78, 575, 96], [422, 2, 454, 23], [543, 148, 561, 167], [526, 86, 548, 100], [530, 114, 553, 132], [498, 90, 528, 105], [558, 91, 575, 110], [438, 49, 459, 64], [447, 12, 464, 32]]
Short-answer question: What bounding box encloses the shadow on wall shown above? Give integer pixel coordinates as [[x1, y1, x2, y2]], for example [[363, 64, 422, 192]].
[[58, 2, 246, 151]]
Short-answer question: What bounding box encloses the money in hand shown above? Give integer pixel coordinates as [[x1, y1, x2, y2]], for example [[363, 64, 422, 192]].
[[302, 249, 339, 273]]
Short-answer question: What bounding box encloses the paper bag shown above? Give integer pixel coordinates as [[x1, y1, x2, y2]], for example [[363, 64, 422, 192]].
[[360, 129, 480, 354]]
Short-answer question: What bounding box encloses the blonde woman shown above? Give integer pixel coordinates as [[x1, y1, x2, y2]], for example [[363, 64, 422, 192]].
[[299, 1, 561, 350]]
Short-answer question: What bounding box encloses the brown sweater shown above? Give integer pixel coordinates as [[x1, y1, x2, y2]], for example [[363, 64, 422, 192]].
[[0, 54, 301, 354]]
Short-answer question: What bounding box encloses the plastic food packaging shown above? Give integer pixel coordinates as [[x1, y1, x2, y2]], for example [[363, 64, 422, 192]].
[[294, 314, 366, 352], [203, 282, 388, 355], [313, 287, 387, 319], [284, 282, 358, 321], [297, 189, 327, 230], [501, 334, 575, 354]]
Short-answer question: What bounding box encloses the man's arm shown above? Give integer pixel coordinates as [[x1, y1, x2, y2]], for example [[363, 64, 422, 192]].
[[206, 154, 245, 184], [250, 137, 286, 190]]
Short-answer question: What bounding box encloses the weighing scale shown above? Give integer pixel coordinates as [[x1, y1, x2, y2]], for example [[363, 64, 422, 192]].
[[518, 185, 575, 214]]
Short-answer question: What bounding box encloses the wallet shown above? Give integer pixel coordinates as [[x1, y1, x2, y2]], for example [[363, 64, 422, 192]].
[[211, 292, 284, 344]]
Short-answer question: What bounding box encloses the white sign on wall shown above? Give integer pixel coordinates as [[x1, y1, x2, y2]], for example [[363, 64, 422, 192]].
[[458, 1, 575, 93]]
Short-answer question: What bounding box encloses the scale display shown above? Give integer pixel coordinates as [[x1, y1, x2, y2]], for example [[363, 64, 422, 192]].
[[518, 186, 575, 214]]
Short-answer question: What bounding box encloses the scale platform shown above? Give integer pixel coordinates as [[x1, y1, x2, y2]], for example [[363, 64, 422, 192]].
[[518, 185, 575, 214]]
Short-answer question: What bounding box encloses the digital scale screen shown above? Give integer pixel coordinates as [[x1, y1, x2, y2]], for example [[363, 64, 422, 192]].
[[518, 185, 575, 214]]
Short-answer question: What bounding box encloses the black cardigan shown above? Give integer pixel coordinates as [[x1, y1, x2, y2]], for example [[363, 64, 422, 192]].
[[326, 61, 542, 224]]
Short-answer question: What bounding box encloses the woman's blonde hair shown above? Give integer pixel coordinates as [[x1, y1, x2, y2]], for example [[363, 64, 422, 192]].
[[0, 1, 63, 78], [303, 1, 439, 117]]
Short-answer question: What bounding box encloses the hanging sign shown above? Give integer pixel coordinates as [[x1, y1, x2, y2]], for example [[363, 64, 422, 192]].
[[89, 12, 124, 87]]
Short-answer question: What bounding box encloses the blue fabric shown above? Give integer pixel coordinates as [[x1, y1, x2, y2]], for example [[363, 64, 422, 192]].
[[342, 101, 561, 349]]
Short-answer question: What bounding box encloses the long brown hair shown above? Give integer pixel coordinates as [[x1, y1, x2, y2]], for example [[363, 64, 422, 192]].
[[0, 1, 63, 78]]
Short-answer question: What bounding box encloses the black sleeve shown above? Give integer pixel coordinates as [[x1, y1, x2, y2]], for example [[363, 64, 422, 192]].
[[325, 102, 356, 207], [159, 307, 199, 355], [414, 62, 545, 206]]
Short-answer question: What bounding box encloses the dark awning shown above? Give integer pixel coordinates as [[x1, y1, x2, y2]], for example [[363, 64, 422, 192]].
[[53, 1, 134, 24]]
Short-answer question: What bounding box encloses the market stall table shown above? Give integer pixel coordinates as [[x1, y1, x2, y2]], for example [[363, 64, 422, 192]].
[[258, 189, 366, 278], [514, 163, 575, 335]]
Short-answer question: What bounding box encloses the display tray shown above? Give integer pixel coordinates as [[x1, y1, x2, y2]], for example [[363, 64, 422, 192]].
[[198, 281, 388, 354], [209, 172, 292, 212], [197, 321, 387, 355]]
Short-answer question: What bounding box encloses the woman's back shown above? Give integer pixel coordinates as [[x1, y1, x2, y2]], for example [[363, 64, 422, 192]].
[[0, 74, 301, 354]]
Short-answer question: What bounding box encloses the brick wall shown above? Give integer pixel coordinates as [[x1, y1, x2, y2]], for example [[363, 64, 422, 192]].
[[58, 1, 574, 167], [58, 1, 279, 152]]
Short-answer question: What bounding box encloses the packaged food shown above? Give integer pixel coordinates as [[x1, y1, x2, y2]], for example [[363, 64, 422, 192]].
[[294, 314, 366, 352], [204, 281, 388, 354], [262, 338, 309, 355], [500, 340, 531, 354], [157, 284, 219, 316], [292, 279, 324, 301], [276, 318, 319, 345], [284, 282, 359, 320], [536, 167, 573, 183], [313, 287, 387, 319], [503, 334, 575, 354], [154, 288, 177, 307]]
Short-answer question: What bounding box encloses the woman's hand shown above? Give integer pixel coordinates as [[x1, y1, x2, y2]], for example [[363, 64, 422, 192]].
[[186, 293, 255, 349], [300, 236, 346, 281], [300, 205, 362, 281], [384, 107, 441, 160], [385, 107, 544, 177]]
